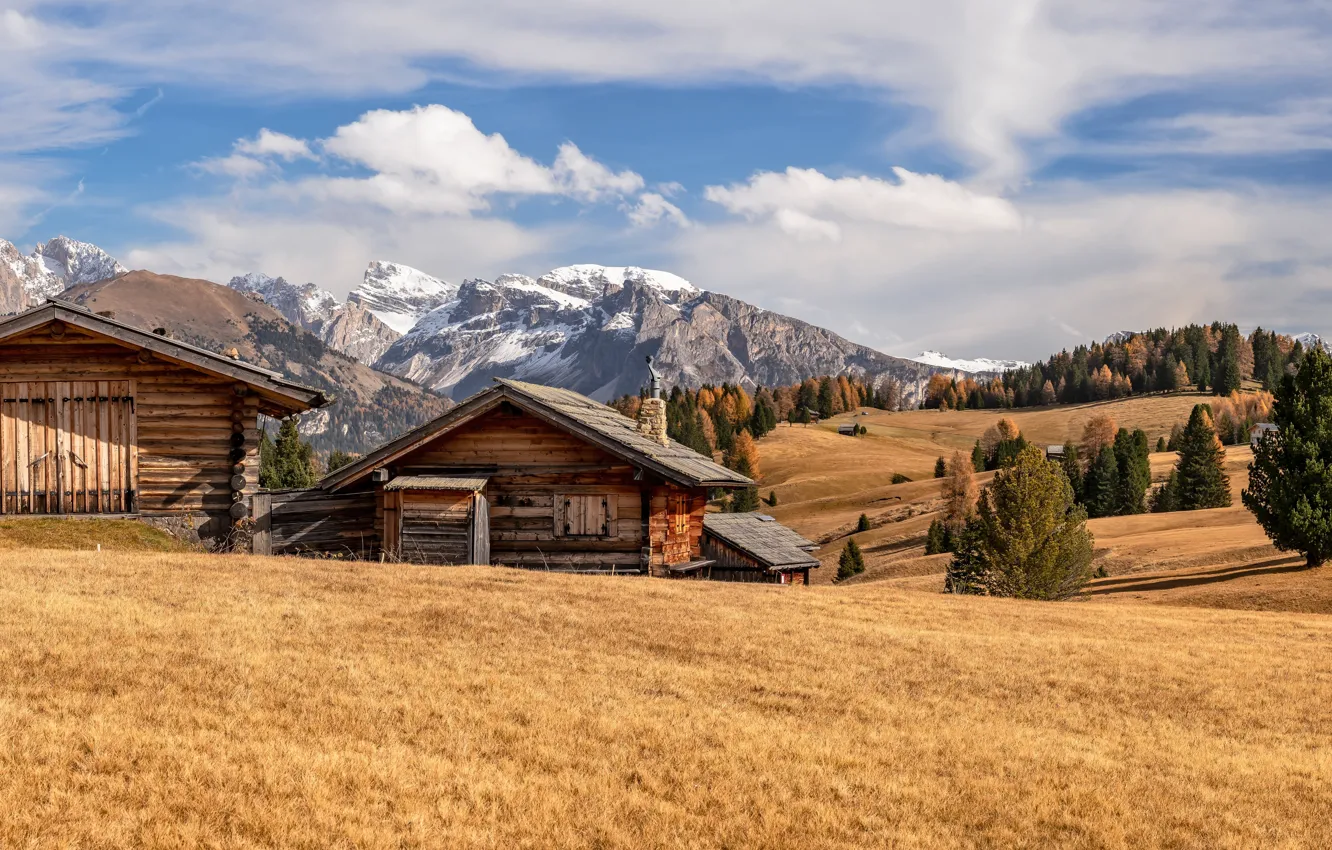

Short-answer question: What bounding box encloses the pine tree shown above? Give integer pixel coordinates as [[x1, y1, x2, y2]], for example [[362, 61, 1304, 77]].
[[946, 446, 1094, 600], [837, 539, 866, 580], [1156, 436, 1168, 453], [1083, 445, 1120, 518], [262, 418, 317, 490], [1173, 404, 1232, 509], [326, 449, 357, 473], [766, 490, 778, 507], [1243, 348, 1332, 566], [1059, 443, 1083, 504], [817, 377, 836, 419], [1151, 471, 1179, 513], [925, 518, 949, 555], [934, 456, 947, 478], [1114, 428, 1150, 514], [857, 513, 871, 532], [971, 440, 986, 473], [728, 450, 760, 513], [1214, 327, 1243, 396]]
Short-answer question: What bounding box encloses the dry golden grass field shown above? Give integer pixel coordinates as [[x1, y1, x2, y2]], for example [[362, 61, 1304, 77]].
[[2, 550, 1330, 848], [755, 395, 1329, 608]]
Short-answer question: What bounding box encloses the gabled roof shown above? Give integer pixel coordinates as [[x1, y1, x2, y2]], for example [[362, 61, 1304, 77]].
[[703, 513, 820, 571], [321, 377, 753, 491], [0, 300, 328, 415]]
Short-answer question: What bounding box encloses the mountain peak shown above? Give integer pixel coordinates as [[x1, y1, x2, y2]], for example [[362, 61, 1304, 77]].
[[912, 350, 1029, 374], [351, 261, 459, 334]]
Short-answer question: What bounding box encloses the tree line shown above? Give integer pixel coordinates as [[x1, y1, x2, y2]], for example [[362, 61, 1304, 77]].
[[923, 323, 1310, 411]]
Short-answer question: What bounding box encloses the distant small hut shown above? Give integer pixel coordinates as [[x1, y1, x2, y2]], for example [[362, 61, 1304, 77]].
[[837, 423, 857, 436], [1045, 445, 1065, 460], [1250, 422, 1278, 448]]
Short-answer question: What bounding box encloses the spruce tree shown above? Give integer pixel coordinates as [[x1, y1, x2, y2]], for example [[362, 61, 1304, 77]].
[[1214, 327, 1243, 396], [1151, 471, 1179, 513], [1114, 428, 1150, 514], [837, 539, 866, 580], [1059, 443, 1083, 505], [326, 449, 356, 473], [263, 418, 317, 490], [1083, 445, 1120, 518], [925, 518, 948, 555], [1243, 348, 1332, 566], [817, 377, 836, 419], [971, 440, 986, 473], [857, 513, 871, 532], [934, 456, 947, 478], [1174, 404, 1231, 509], [766, 490, 778, 507], [1156, 436, 1168, 453], [946, 446, 1094, 600]]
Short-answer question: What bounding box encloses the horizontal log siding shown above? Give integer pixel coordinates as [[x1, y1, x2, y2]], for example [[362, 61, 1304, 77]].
[[389, 407, 648, 571], [399, 491, 471, 565], [0, 331, 259, 528], [648, 486, 707, 574]]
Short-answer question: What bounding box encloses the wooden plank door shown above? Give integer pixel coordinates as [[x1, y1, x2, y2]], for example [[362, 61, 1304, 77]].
[[0, 380, 137, 514]]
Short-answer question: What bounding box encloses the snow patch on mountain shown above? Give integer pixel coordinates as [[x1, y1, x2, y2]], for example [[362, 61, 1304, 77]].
[[0, 236, 127, 305], [1293, 332, 1332, 353], [228, 272, 339, 328], [349, 261, 459, 333], [912, 350, 1028, 373], [538, 265, 699, 303]]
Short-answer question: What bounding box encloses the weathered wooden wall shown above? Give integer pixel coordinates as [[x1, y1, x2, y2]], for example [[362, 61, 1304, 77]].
[[254, 489, 379, 558], [647, 486, 707, 573], [381, 406, 650, 572], [399, 490, 472, 564], [0, 327, 260, 535]]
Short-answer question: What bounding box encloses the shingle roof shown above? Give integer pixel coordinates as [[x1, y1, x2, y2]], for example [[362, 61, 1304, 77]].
[[0, 300, 328, 414], [703, 513, 820, 570], [495, 379, 751, 488], [384, 475, 488, 491], [321, 378, 753, 491]]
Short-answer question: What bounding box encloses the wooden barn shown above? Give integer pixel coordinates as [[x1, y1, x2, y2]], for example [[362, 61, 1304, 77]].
[[0, 301, 326, 541], [700, 512, 820, 584], [258, 373, 771, 575]]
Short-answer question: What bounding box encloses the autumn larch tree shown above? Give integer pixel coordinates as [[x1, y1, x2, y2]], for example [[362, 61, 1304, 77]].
[[1243, 348, 1332, 566], [1080, 414, 1117, 470], [940, 450, 979, 532]]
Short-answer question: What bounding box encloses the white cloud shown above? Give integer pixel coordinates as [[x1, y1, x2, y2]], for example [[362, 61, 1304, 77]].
[[706, 167, 1022, 236], [236, 128, 314, 160], [626, 192, 689, 228], [301, 105, 641, 215]]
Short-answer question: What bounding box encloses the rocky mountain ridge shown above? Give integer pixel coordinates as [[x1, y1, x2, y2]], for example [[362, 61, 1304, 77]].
[[0, 236, 128, 312]]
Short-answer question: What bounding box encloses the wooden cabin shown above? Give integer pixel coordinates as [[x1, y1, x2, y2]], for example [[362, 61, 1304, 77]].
[[0, 301, 326, 542], [265, 377, 758, 574], [701, 513, 820, 585]]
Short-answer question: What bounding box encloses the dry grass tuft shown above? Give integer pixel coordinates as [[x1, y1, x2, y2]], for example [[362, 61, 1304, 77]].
[[1, 552, 1329, 847]]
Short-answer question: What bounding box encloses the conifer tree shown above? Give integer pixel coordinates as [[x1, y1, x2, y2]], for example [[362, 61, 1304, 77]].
[[1114, 428, 1151, 514], [1214, 327, 1243, 396], [1173, 404, 1231, 509], [261, 418, 317, 490], [837, 539, 866, 580], [941, 450, 979, 531], [934, 456, 947, 478], [1244, 348, 1332, 566], [817, 377, 836, 419], [925, 518, 950, 555], [1083, 445, 1120, 518], [326, 449, 357, 473], [857, 513, 871, 532], [1059, 443, 1083, 504], [971, 440, 986, 473], [1156, 436, 1168, 453], [946, 446, 1094, 599], [766, 490, 778, 507]]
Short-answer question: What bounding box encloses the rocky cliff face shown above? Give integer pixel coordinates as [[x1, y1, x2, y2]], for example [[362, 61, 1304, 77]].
[[227, 272, 402, 366], [0, 236, 127, 310], [374, 264, 943, 404]]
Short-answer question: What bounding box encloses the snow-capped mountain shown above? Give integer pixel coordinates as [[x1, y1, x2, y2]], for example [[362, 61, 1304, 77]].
[[1292, 333, 1332, 354], [374, 263, 940, 403], [226, 271, 402, 365], [348, 261, 459, 334], [0, 236, 127, 311], [912, 351, 1029, 374]]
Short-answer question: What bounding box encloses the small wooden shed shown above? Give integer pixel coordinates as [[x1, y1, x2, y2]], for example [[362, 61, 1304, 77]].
[[701, 513, 820, 585], [381, 475, 489, 565]]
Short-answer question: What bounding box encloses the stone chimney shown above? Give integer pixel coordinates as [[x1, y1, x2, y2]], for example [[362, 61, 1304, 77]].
[[636, 355, 669, 446]]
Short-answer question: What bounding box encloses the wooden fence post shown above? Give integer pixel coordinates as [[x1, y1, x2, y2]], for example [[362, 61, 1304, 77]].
[[251, 492, 272, 555]]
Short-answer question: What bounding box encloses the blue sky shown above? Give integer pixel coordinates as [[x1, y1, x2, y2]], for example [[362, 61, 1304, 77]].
[[3, 1, 1332, 360]]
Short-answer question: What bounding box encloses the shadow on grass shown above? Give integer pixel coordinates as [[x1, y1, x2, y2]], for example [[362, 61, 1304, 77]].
[[1085, 555, 1309, 596]]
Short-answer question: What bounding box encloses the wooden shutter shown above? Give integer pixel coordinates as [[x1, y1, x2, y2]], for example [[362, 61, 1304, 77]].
[[557, 494, 612, 537]]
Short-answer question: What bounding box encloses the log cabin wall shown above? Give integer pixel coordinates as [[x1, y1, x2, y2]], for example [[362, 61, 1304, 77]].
[[370, 404, 655, 572], [0, 326, 260, 540]]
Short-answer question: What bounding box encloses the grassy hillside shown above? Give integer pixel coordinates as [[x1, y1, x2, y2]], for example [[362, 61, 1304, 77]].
[[756, 396, 1296, 598], [1, 552, 1328, 847]]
